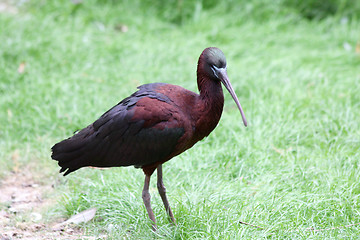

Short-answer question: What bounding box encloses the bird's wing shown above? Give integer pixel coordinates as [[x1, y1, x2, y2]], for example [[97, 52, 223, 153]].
[[51, 83, 186, 176]]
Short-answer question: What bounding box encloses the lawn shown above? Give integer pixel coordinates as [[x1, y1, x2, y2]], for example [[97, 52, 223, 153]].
[[1, 0, 360, 239]]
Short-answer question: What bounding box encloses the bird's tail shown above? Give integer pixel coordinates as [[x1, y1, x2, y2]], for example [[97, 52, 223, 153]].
[[51, 126, 96, 176]]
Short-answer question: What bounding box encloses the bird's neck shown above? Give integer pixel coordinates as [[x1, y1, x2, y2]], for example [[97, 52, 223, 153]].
[[195, 72, 224, 138], [196, 57, 225, 114], [198, 74, 224, 107]]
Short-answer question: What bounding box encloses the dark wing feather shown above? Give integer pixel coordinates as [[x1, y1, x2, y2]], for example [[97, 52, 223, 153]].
[[51, 83, 185, 176]]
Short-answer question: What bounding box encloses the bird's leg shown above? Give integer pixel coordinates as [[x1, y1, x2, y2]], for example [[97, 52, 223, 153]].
[[157, 165, 176, 225], [142, 174, 157, 230]]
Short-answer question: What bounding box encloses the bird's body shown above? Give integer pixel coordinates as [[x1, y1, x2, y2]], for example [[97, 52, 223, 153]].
[[52, 47, 247, 229], [52, 81, 224, 176]]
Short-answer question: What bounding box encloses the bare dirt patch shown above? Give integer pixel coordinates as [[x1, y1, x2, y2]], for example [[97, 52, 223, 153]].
[[0, 0, 18, 14], [0, 167, 97, 240]]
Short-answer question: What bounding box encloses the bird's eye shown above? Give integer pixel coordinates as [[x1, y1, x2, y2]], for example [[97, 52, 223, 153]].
[[210, 65, 220, 78]]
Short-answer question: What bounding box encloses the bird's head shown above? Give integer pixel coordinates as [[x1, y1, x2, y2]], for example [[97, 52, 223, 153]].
[[199, 47, 247, 127]]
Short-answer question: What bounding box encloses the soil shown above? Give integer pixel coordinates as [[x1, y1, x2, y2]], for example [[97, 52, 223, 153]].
[[0, 167, 96, 240]]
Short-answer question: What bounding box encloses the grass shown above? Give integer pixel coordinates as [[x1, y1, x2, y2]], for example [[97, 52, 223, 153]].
[[1, 0, 360, 238]]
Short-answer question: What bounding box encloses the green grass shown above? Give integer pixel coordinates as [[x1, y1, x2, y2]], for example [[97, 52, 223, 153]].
[[1, 0, 360, 238]]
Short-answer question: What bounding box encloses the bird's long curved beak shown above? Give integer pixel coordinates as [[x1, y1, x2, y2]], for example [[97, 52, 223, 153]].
[[217, 68, 247, 127]]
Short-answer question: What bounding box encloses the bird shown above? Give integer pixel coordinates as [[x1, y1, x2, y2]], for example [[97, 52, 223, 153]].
[[51, 47, 247, 229]]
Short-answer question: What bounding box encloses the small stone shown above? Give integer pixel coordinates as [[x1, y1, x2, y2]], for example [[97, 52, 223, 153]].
[[8, 207, 17, 214], [30, 212, 42, 222]]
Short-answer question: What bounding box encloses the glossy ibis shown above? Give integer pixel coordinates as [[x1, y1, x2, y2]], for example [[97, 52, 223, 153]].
[[51, 47, 247, 229]]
